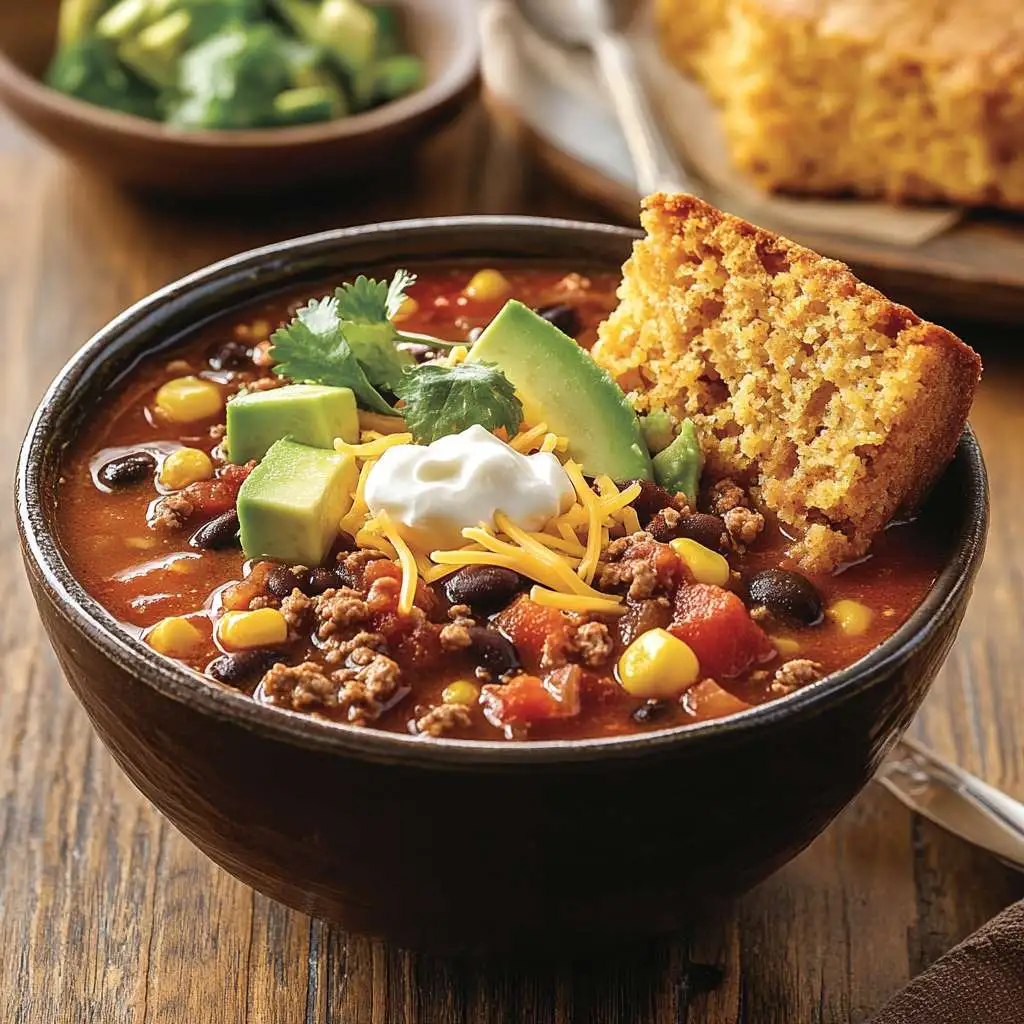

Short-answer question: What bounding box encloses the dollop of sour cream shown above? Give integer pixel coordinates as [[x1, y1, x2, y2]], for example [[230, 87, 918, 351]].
[[365, 424, 575, 550]]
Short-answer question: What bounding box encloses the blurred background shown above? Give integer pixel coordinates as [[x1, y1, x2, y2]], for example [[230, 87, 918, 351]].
[[1, 2, 1022, 1022]]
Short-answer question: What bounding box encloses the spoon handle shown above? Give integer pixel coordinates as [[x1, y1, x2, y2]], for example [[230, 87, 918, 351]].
[[589, 30, 698, 197], [876, 735, 1024, 872]]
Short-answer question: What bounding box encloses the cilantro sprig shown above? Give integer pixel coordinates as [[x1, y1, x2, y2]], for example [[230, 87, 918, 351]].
[[271, 270, 523, 445], [270, 296, 395, 414], [394, 362, 523, 445]]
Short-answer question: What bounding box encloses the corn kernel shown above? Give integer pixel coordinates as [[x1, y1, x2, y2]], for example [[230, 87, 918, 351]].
[[217, 608, 288, 650], [464, 268, 511, 303], [442, 680, 480, 705], [670, 538, 731, 587], [154, 376, 223, 423], [618, 628, 700, 699], [773, 636, 801, 657], [827, 599, 873, 636], [160, 447, 214, 489], [393, 296, 419, 321], [147, 616, 204, 658], [447, 345, 469, 366]]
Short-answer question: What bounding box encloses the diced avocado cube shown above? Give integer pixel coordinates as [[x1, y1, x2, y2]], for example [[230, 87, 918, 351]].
[[467, 300, 653, 481], [273, 83, 346, 125], [372, 54, 424, 103], [118, 9, 193, 89], [640, 410, 675, 455], [270, 0, 377, 78], [652, 419, 704, 505], [96, 0, 155, 41], [226, 383, 359, 464], [237, 439, 358, 566], [58, 0, 116, 47]]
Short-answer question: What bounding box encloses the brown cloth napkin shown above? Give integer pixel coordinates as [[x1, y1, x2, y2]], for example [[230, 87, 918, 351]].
[[872, 901, 1024, 1024]]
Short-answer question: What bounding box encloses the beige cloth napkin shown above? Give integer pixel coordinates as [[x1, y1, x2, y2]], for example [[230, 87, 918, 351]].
[[481, 0, 962, 248]]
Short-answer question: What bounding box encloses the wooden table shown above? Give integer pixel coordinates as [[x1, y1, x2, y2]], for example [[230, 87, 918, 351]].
[[2, 101, 1023, 1024]]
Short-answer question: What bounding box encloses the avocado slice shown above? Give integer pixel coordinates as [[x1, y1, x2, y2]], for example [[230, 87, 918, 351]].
[[640, 410, 675, 455], [466, 301, 653, 481], [652, 419, 704, 505], [226, 383, 358, 465], [237, 439, 357, 566]]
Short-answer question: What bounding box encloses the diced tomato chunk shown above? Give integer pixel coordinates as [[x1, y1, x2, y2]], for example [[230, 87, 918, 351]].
[[682, 679, 752, 721], [481, 672, 579, 726], [373, 610, 444, 670], [670, 583, 774, 678], [185, 460, 255, 517], [493, 596, 572, 672]]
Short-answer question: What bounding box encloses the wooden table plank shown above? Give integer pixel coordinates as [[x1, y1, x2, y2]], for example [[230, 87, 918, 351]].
[[2, 103, 1023, 1024]]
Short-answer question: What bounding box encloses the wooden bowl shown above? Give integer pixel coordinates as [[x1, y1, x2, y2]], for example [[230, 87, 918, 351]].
[[16, 218, 989, 953], [0, 0, 479, 196]]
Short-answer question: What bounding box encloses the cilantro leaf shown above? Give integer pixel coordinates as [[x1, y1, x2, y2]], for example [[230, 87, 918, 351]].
[[329, 270, 418, 391], [335, 270, 417, 324], [394, 362, 524, 445], [270, 297, 394, 415]]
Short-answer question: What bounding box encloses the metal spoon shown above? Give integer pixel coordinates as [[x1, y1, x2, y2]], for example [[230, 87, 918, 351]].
[[515, 0, 697, 196], [877, 735, 1024, 872]]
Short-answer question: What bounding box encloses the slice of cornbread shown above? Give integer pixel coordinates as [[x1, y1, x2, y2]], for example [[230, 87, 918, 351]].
[[592, 193, 982, 572], [656, 0, 1024, 208]]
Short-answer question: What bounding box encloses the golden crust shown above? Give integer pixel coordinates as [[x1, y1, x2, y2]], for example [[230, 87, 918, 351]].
[[593, 193, 982, 572], [656, 0, 1024, 209]]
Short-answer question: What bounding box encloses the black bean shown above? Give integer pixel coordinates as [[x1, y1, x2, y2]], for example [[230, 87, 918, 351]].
[[303, 567, 345, 596], [208, 650, 283, 688], [647, 512, 729, 553], [535, 303, 582, 338], [97, 451, 156, 489], [467, 627, 521, 679], [209, 340, 252, 370], [190, 511, 240, 550], [444, 566, 525, 616], [622, 479, 685, 524], [267, 566, 302, 599], [632, 699, 672, 724], [745, 569, 824, 626]]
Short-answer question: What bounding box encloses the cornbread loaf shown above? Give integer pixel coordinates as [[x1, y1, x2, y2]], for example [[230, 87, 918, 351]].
[[592, 193, 982, 572], [656, 0, 1024, 208]]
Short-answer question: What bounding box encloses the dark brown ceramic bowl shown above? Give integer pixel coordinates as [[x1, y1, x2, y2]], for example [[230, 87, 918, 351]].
[[0, 0, 478, 196], [17, 218, 988, 954]]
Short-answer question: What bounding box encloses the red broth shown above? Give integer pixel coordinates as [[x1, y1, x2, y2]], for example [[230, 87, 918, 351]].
[[55, 267, 947, 740]]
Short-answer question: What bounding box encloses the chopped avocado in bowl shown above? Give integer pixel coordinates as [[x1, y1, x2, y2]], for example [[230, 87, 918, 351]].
[[44, 0, 426, 130]]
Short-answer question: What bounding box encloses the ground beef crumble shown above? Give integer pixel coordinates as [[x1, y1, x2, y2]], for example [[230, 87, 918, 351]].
[[150, 492, 194, 530], [573, 621, 614, 667], [439, 622, 473, 651], [708, 478, 749, 515], [261, 650, 403, 724], [280, 588, 314, 633], [599, 532, 679, 600], [771, 659, 822, 694], [314, 587, 372, 638], [415, 703, 473, 737], [724, 507, 765, 547]]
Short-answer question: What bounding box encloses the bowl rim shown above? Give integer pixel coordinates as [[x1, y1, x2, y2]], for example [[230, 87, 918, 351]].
[[16, 215, 990, 767], [0, 0, 479, 148]]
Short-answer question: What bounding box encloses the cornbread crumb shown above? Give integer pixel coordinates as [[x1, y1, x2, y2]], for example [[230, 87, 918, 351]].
[[655, 0, 1024, 208], [593, 193, 981, 572]]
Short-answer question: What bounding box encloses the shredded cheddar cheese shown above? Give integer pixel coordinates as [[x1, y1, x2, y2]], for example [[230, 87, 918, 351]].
[[529, 586, 628, 616], [376, 513, 419, 616], [335, 433, 413, 459], [332, 420, 650, 619]]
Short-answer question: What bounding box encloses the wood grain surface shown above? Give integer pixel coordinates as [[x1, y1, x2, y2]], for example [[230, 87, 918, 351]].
[[2, 102, 1022, 1024]]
